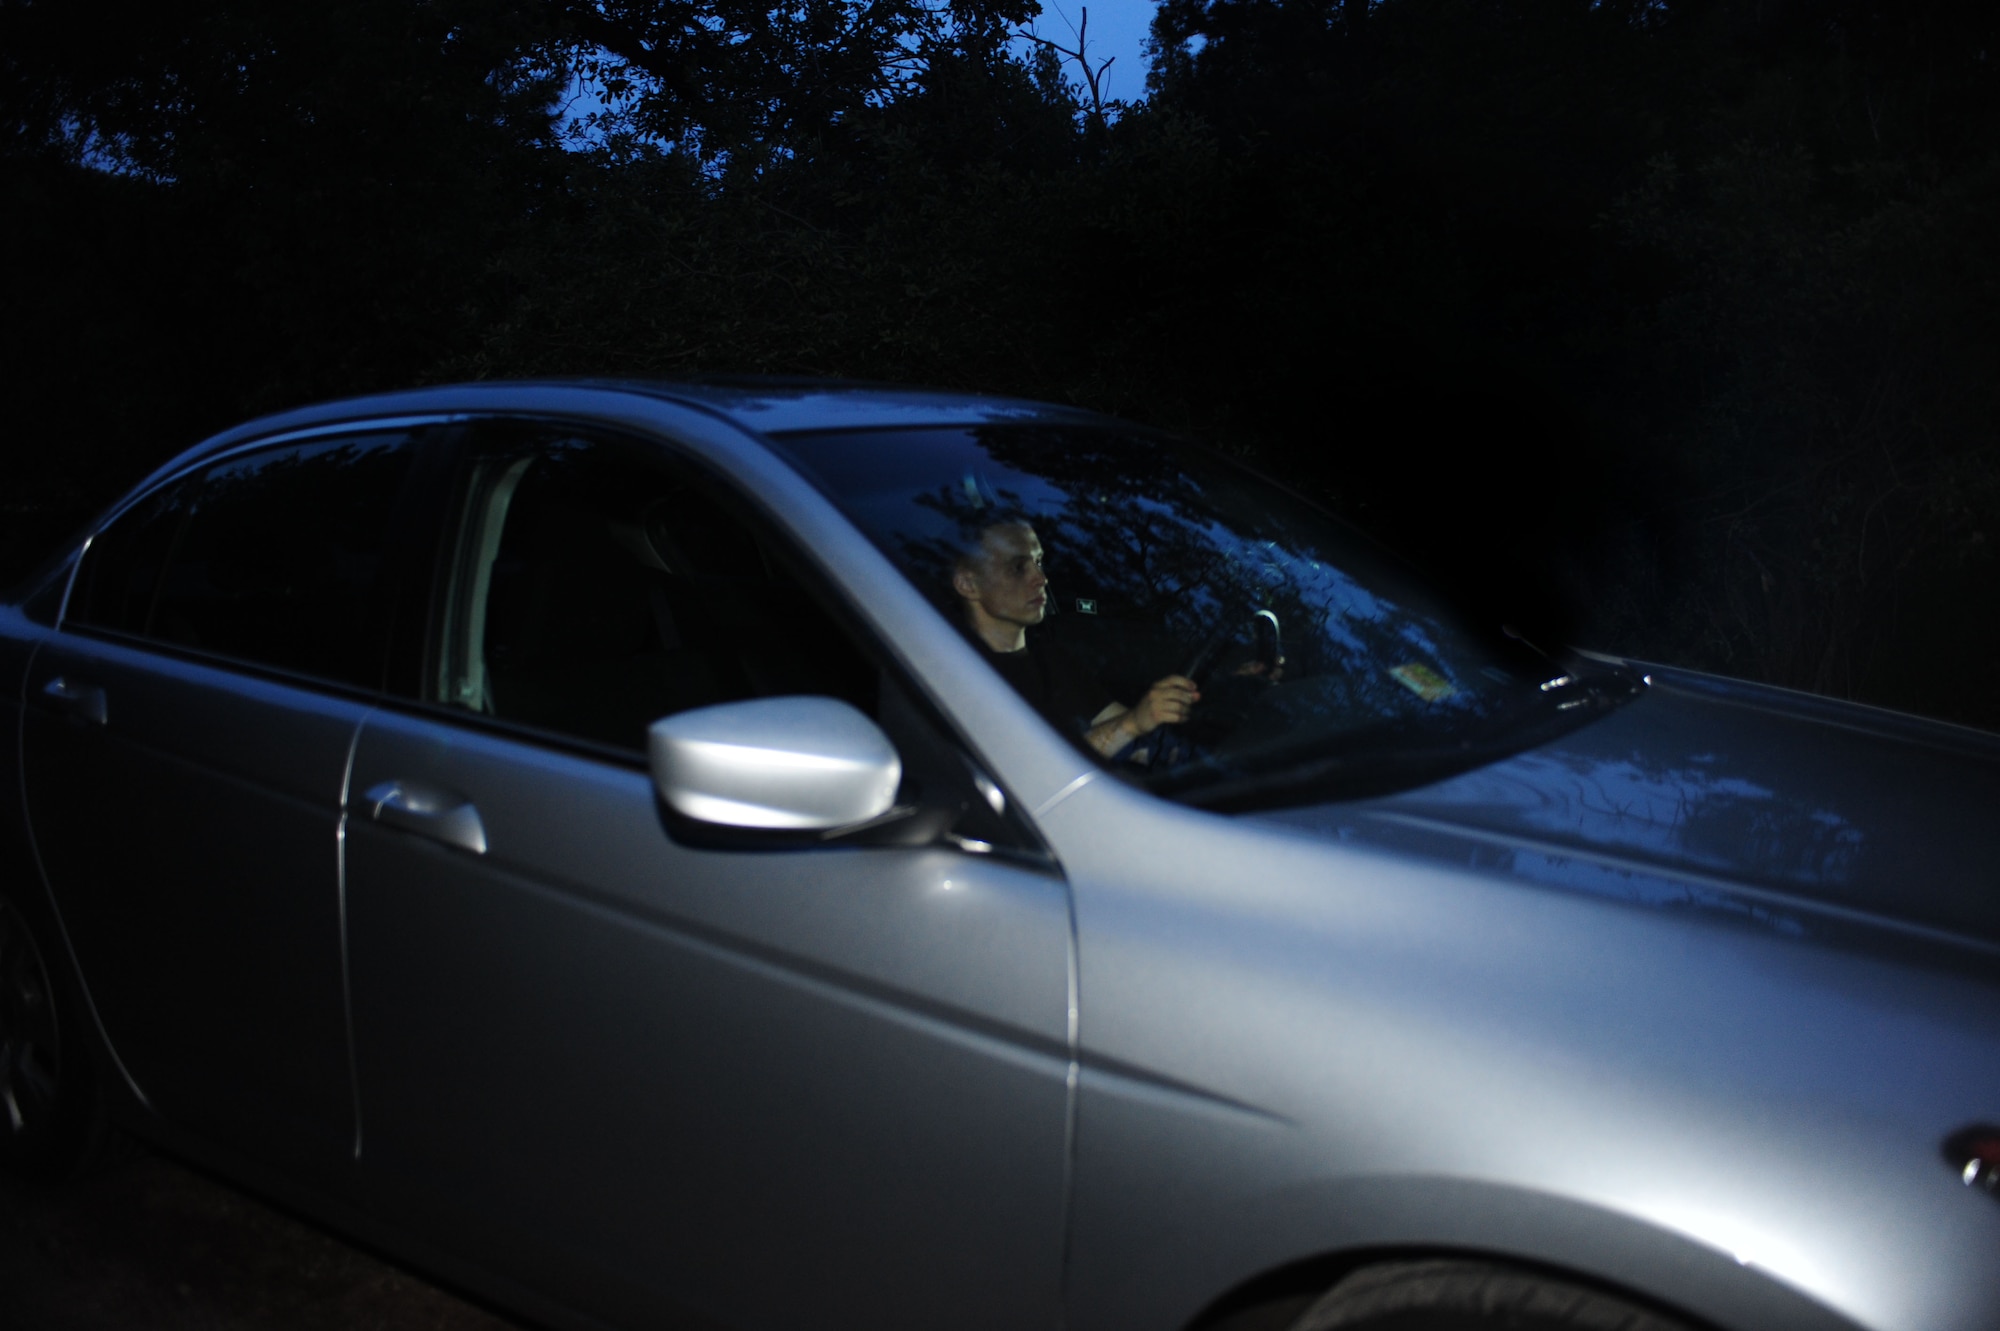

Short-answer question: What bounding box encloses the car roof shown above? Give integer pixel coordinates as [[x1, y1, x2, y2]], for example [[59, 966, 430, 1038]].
[[92, 378, 1109, 535], [129, 378, 1104, 499], [226, 377, 1098, 448], [573, 377, 1104, 434]]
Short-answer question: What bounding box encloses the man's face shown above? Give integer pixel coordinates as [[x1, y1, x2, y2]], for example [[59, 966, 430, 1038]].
[[956, 524, 1048, 628]]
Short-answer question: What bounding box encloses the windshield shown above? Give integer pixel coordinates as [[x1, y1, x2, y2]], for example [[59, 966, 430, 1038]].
[[773, 424, 1637, 808]]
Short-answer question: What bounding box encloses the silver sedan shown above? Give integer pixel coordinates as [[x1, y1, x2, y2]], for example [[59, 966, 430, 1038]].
[[3, 380, 1997, 1331]]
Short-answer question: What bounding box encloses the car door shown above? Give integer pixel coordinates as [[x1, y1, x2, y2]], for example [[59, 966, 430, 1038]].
[[20, 424, 439, 1183], [342, 419, 1074, 1331]]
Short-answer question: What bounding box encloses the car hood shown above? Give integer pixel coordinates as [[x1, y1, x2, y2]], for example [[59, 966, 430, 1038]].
[[1252, 664, 2000, 952]]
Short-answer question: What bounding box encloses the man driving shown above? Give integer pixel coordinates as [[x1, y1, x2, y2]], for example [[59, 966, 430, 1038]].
[[952, 521, 1200, 759]]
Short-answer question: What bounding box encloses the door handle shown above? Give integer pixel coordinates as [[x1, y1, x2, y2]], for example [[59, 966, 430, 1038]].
[[41, 676, 108, 726], [362, 781, 488, 855]]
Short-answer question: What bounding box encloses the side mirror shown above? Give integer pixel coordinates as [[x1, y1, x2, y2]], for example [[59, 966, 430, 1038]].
[[648, 697, 902, 832]]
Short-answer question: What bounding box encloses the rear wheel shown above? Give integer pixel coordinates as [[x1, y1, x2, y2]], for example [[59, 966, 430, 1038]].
[[1289, 1260, 1695, 1331], [0, 892, 109, 1181]]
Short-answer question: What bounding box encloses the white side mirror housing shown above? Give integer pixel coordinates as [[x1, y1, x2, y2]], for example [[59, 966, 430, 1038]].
[[648, 696, 902, 831]]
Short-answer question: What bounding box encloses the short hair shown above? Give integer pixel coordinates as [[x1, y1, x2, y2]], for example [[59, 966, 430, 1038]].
[[953, 519, 1036, 574]]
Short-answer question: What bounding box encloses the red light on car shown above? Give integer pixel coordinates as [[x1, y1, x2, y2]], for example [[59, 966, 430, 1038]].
[[1942, 1126, 2000, 1191]]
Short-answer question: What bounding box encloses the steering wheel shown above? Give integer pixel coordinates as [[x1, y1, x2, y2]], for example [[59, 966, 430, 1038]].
[[1182, 608, 1283, 685], [1138, 609, 1282, 770]]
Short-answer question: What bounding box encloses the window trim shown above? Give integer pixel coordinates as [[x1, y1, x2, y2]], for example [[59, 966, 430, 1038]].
[[55, 621, 402, 713]]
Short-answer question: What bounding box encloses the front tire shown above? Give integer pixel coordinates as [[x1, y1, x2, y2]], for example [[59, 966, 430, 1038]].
[[1290, 1260, 1695, 1331], [0, 892, 109, 1181]]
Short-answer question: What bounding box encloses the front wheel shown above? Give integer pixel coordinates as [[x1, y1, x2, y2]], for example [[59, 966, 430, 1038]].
[[1289, 1260, 1695, 1331], [0, 892, 109, 1181]]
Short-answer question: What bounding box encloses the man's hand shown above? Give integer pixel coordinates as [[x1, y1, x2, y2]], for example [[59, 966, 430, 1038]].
[[1085, 675, 1201, 758], [1130, 675, 1200, 732]]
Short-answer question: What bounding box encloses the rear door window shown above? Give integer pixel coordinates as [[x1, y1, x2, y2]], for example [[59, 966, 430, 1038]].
[[67, 430, 420, 690]]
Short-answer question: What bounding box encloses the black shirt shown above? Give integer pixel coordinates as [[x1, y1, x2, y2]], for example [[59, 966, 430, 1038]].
[[978, 637, 1111, 739]]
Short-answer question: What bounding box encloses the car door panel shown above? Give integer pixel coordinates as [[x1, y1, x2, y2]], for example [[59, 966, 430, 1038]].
[[345, 706, 1072, 1331], [16, 423, 435, 1184], [22, 632, 361, 1175]]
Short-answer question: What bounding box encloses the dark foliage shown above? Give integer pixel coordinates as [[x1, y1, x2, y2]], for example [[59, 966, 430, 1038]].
[[4, 0, 1997, 728]]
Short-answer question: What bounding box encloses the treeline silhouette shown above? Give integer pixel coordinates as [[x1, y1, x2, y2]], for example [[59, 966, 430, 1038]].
[[4, 0, 1997, 729]]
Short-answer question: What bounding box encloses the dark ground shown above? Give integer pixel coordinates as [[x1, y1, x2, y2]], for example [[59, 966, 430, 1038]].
[[0, 1147, 522, 1331]]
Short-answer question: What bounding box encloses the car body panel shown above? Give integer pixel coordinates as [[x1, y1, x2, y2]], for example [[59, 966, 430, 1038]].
[[1321, 665, 2000, 945], [342, 702, 1073, 1331], [0, 604, 53, 976], [3, 381, 1996, 1331], [20, 629, 361, 1183], [1041, 771, 2000, 1331]]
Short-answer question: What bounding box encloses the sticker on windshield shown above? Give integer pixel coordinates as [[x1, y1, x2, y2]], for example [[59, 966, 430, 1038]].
[[1390, 662, 1457, 703]]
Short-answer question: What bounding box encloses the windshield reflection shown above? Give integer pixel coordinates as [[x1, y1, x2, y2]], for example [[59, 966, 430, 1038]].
[[776, 424, 1635, 804]]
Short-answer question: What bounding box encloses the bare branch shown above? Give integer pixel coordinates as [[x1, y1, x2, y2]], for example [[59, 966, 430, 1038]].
[[1018, 4, 1116, 124]]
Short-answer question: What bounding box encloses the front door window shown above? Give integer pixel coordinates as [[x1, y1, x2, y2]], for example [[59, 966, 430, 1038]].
[[434, 424, 874, 752]]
